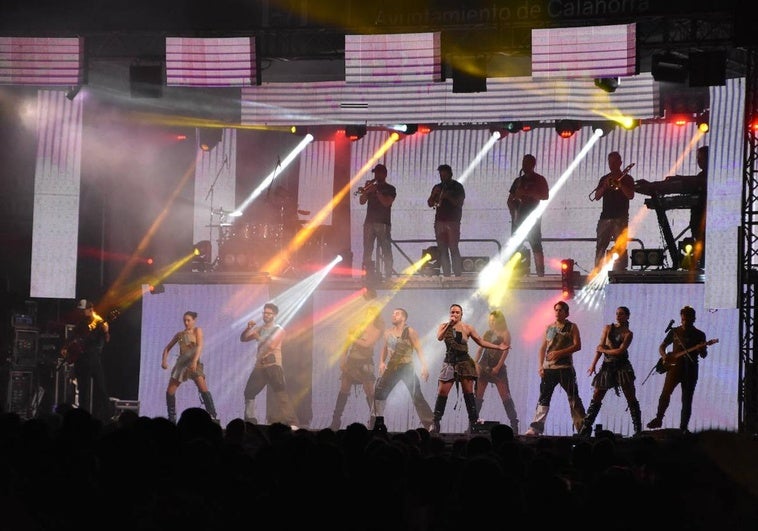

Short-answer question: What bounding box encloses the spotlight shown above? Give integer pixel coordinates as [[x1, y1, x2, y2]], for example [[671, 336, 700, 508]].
[[191, 240, 212, 272], [420, 246, 440, 276], [619, 118, 640, 130], [630, 249, 664, 269], [345, 125, 367, 141], [678, 237, 698, 270], [506, 121, 524, 133], [555, 120, 581, 139], [592, 122, 616, 137], [560, 259, 575, 299], [149, 283, 165, 294], [594, 77, 619, 93], [696, 111, 709, 133], [391, 123, 417, 135], [198, 128, 223, 151], [489, 126, 508, 140]]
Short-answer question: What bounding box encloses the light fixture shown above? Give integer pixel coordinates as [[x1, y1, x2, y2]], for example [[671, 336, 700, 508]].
[[594, 77, 619, 93], [390, 123, 417, 135], [345, 125, 367, 141], [651, 52, 689, 83], [191, 240, 213, 272], [555, 119, 581, 139], [149, 282, 165, 294], [560, 259, 575, 299], [678, 237, 697, 270], [592, 122, 616, 137], [420, 246, 440, 276], [506, 121, 524, 133], [461, 256, 489, 273], [198, 128, 223, 151], [630, 249, 665, 269], [489, 126, 508, 140], [65, 85, 81, 101], [696, 111, 710, 133]]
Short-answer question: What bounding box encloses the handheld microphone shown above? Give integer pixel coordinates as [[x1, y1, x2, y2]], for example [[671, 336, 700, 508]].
[[665, 319, 675, 333]]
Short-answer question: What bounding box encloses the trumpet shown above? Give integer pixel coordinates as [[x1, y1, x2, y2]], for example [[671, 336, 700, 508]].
[[589, 162, 635, 200], [355, 179, 377, 196]]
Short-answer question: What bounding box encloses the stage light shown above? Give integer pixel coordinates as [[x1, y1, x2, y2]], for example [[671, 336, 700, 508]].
[[461, 256, 489, 273], [417, 125, 432, 135], [630, 249, 664, 269], [594, 77, 619, 93], [345, 125, 367, 141], [592, 122, 616, 137], [619, 118, 640, 130], [555, 120, 581, 139], [391, 123, 418, 135], [560, 259, 575, 299], [421, 246, 440, 276], [191, 240, 212, 272], [65, 85, 81, 101], [198, 128, 223, 151], [696, 111, 709, 133], [489, 127, 508, 140], [149, 283, 165, 294], [506, 121, 524, 133], [670, 114, 691, 127]]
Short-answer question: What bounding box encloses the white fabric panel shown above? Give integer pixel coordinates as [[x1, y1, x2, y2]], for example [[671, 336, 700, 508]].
[[532, 24, 636, 78], [31, 90, 82, 299], [704, 78, 744, 310], [345, 32, 441, 84], [240, 74, 658, 125], [166, 36, 255, 87], [0, 37, 83, 86], [193, 129, 236, 263]]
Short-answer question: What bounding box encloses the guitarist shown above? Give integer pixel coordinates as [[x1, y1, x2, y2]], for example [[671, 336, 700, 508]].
[[62, 299, 111, 421], [647, 305, 708, 433]]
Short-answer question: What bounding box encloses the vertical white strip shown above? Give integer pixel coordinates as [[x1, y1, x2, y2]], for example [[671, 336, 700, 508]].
[[30, 90, 81, 299], [298, 140, 335, 226]]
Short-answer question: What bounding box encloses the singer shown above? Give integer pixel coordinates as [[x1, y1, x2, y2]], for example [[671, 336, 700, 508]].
[[429, 303, 510, 434], [507, 154, 549, 276], [592, 151, 635, 273]]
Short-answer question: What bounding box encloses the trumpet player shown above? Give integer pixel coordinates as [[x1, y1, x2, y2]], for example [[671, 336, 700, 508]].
[[427, 164, 465, 277], [592, 151, 635, 272], [359, 164, 396, 281]]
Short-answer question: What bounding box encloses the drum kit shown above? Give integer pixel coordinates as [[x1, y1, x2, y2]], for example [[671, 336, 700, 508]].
[[208, 192, 312, 273]]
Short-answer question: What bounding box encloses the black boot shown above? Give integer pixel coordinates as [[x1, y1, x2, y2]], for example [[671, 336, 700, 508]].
[[166, 392, 177, 424], [330, 392, 349, 431], [579, 399, 602, 437], [629, 399, 642, 435], [200, 391, 217, 420], [431, 395, 447, 434], [475, 398, 484, 417], [503, 398, 519, 435], [464, 392, 479, 433]]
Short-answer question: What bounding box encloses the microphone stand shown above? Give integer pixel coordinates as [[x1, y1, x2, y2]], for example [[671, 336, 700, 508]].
[[204, 155, 228, 247]]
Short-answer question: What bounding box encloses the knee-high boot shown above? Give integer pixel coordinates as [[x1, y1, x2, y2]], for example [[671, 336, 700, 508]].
[[200, 391, 217, 420], [464, 392, 479, 432], [629, 399, 642, 435], [475, 398, 484, 416], [166, 392, 177, 424], [330, 392, 349, 430], [580, 399, 602, 436], [503, 398, 519, 434], [431, 395, 447, 433], [244, 398, 258, 424]]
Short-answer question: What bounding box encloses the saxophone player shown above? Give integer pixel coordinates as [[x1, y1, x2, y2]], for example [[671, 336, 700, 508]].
[[592, 151, 635, 272]]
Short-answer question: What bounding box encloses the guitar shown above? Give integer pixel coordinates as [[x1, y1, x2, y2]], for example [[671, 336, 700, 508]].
[[655, 338, 718, 374], [60, 309, 120, 364]]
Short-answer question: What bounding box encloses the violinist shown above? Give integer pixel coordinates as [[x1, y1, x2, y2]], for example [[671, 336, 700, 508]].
[[592, 151, 635, 273], [360, 163, 396, 281], [427, 164, 465, 277]]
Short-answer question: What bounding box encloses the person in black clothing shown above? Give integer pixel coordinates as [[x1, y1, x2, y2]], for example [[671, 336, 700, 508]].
[[507, 154, 549, 277], [427, 164, 465, 277], [666, 145, 708, 268], [579, 306, 642, 437], [647, 305, 712, 433], [359, 163, 396, 281], [62, 299, 111, 421], [592, 151, 635, 272]]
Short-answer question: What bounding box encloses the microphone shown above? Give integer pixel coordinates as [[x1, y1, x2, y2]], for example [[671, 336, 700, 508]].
[[665, 319, 675, 333]]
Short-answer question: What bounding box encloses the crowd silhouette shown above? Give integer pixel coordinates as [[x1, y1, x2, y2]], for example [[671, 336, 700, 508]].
[[1, 406, 757, 531]]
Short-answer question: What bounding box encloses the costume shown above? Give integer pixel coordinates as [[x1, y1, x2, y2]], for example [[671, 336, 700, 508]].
[[329, 326, 378, 430], [579, 323, 641, 436], [648, 324, 707, 431], [374, 326, 433, 429], [475, 330, 519, 432], [165, 330, 217, 422], [594, 171, 634, 271], [243, 324, 299, 426], [431, 326, 478, 431], [362, 180, 396, 279], [432, 179, 465, 276], [508, 170, 548, 276], [72, 312, 110, 421], [527, 320, 586, 435]]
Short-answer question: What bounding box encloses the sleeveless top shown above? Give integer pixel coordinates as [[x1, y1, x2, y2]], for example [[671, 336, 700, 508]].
[[480, 330, 505, 367], [603, 324, 629, 363], [386, 326, 413, 367], [543, 320, 575, 369], [443, 327, 468, 364], [256, 324, 283, 367]]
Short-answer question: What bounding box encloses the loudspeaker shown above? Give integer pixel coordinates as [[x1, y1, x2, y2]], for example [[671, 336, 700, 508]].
[[461, 256, 489, 273], [452, 57, 487, 93], [7, 370, 34, 419], [130, 64, 163, 98], [12, 327, 39, 367], [688, 50, 726, 87]]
